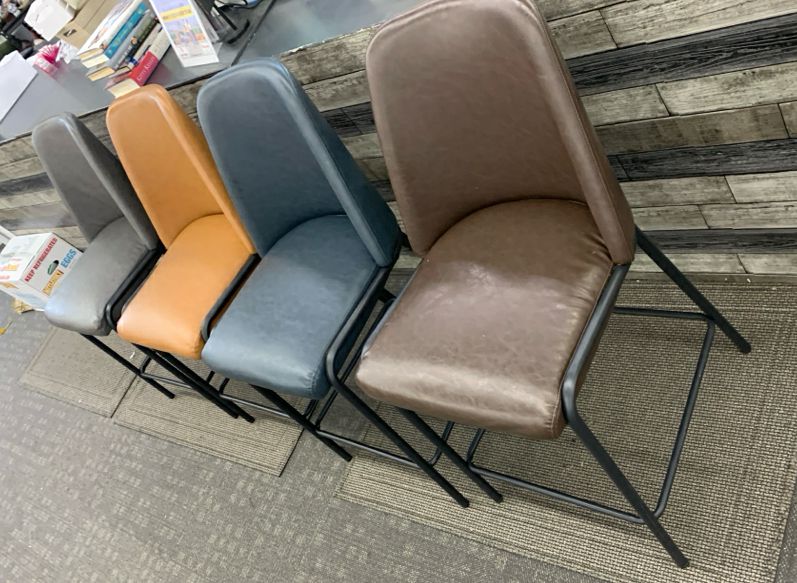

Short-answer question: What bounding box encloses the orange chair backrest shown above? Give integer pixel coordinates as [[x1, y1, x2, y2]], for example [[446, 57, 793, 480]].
[[106, 85, 254, 252]]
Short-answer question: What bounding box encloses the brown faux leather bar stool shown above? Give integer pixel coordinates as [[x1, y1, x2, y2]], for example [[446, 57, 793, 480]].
[[106, 85, 257, 421], [357, 0, 751, 567]]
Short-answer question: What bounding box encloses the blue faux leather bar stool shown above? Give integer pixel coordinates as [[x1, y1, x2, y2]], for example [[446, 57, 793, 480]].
[[196, 58, 501, 506], [31, 113, 174, 399]]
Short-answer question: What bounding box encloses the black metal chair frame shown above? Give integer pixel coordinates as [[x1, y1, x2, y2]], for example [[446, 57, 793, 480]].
[[419, 227, 751, 568], [210, 262, 504, 508], [83, 239, 495, 507], [79, 246, 257, 422]]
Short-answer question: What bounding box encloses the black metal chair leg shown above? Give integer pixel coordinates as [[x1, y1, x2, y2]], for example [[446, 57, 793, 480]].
[[134, 346, 243, 420], [330, 378, 471, 508], [81, 334, 175, 399], [156, 351, 256, 423], [250, 385, 353, 462], [400, 409, 504, 502], [565, 401, 689, 568], [635, 227, 751, 354]]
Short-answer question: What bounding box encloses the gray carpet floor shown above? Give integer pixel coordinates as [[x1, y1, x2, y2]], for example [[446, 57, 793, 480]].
[[1, 284, 797, 582]]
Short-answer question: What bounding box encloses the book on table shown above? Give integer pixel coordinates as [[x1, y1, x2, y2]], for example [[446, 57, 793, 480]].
[[77, 0, 139, 61], [105, 27, 170, 97], [81, 0, 149, 68], [86, 11, 156, 80]]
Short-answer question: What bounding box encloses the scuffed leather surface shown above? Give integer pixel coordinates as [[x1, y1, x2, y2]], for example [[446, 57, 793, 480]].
[[365, 0, 635, 263], [197, 59, 399, 265], [116, 214, 250, 359], [44, 217, 150, 336], [203, 215, 377, 399], [32, 113, 158, 249], [355, 199, 612, 439], [107, 85, 254, 253]]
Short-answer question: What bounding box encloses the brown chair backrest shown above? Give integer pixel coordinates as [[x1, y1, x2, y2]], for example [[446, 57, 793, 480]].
[[365, 0, 635, 263], [106, 85, 254, 253]]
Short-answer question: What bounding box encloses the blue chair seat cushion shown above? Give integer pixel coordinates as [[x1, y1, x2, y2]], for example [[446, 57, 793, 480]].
[[202, 215, 379, 399], [44, 217, 152, 336]]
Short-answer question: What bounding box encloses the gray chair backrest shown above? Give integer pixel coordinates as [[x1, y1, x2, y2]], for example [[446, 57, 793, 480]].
[[196, 58, 399, 266], [32, 113, 158, 249]]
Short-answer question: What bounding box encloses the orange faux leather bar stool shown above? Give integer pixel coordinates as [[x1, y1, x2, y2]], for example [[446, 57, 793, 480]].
[[356, 0, 751, 567], [106, 85, 256, 421]]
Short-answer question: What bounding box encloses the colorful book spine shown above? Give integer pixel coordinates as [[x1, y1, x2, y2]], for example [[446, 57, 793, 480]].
[[130, 23, 161, 65], [102, 2, 148, 59], [128, 29, 170, 86], [107, 12, 154, 69]]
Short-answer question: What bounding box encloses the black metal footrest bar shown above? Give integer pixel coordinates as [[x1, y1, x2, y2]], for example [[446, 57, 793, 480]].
[[308, 388, 453, 467], [216, 377, 320, 421], [138, 355, 218, 390], [462, 306, 717, 524]]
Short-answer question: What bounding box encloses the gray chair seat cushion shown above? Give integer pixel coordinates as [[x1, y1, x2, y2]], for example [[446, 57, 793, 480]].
[[202, 214, 378, 399], [44, 217, 151, 336]]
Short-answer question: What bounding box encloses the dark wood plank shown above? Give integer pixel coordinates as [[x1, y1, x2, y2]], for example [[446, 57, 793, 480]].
[[648, 228, 797, 253], [608, 156, 627, 180], [343, 102, 376, 134], [617, 138, 797, 180], [570, 13, 797, 95], [321, 108, 361, 137], [0, 173, 53, 196]]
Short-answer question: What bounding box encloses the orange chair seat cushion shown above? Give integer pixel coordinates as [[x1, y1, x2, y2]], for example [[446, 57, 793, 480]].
[[117, 213, 251, 359]]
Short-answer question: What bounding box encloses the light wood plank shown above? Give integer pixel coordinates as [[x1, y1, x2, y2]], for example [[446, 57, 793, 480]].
[[782, 101, 797, 137], [281, 27, 376, 85], [739, 253, 797, 274], [631, 252, 744, 273], [0, 156, 44, 181], [596, 105, 787, 154], [388, 201, 405, 232], [602, 0, 797, 47], [0, 137, 35, 165], [342, 133, 382, 159], [701, 201, 797, 228], [305, 71, 369, 112], [356, 157, 389, 181], [539, 0, 624, 20], [550, 10, 616, 59], [632, 205, 708, 230], [657, 61, 797, 115], [726, 171, 797, 202], [621, 177, 732, 207], [0, 189, 60, 210], [582, 86, 668, 126]]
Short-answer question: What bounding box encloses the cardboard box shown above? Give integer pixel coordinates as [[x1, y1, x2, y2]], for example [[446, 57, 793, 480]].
[[0, 233, 81, 309], [64, 0, 90, 11], [57, 0, 116, 48]]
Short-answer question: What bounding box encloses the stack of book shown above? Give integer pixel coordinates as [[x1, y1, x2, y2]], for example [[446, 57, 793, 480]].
[[76, 0, 171, 97]]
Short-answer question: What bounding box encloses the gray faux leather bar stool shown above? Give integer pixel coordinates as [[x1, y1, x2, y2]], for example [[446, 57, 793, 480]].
[[356, 0, 752, 566], [31, 113, 174, 400], [196, 58, 501, 507]]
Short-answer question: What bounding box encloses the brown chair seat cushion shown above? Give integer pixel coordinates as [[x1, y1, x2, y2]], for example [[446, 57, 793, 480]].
[[117, 213, 251, 359], [355, 199, 613, 439]]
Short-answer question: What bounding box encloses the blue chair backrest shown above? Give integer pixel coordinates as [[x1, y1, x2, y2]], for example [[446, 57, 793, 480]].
[[197, 58, 399, 266]]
